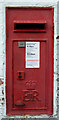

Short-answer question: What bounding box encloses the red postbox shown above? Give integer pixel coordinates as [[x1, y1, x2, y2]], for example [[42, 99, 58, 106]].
[[6, 7, 54, 115]]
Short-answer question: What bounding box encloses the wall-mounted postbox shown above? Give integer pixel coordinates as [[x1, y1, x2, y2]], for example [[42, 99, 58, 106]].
[[6, 7, 54, 115]]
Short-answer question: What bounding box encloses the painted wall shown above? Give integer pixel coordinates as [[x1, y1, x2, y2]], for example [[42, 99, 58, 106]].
[[0, 0, 58, 119]]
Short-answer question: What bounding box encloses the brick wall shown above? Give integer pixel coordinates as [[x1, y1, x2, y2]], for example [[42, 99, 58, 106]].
[[57, 1, 59, 119]]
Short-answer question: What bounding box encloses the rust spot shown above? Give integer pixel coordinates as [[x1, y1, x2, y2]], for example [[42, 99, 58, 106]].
[[0, 79, 3, 85], [1, 103, 4, 105], [2, 98, 4, 101], [56, 36, 59, 39], [2, 90, 4, 94]]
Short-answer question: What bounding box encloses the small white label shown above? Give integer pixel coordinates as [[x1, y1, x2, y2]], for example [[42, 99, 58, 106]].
[[26, 42, 40, 68]]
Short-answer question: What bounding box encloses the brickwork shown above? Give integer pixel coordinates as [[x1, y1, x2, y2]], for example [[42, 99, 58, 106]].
[[57, 2, 59, 119]]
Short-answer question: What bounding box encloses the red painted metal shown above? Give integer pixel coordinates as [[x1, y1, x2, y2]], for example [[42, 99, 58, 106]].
[[6, 7, 54, 115]]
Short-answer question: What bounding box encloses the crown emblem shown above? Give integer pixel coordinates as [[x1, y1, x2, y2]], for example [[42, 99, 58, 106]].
[[25, 80, 36, 90]]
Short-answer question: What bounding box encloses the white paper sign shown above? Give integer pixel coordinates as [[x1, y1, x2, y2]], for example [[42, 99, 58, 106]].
[[26, 42, 40, 68]]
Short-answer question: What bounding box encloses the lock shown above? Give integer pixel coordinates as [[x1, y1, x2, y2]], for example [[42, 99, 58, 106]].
[[18, 72, 22, 78], [17, 71, 24, 80]]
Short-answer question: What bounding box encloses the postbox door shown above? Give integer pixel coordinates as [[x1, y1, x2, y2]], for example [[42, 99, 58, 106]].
[[13, 41, 46, 111]]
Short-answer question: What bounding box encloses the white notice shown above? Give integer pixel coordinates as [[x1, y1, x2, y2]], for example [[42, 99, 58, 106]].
[[26, 42, 40, 68]]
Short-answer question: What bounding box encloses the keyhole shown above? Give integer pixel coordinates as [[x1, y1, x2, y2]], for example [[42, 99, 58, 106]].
[[18, 72, 21, 78]]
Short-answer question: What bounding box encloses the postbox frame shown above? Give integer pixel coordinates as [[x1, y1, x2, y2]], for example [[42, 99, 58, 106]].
[[6, 7, 54, 115]]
